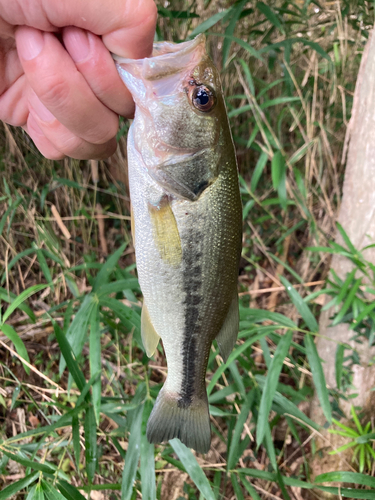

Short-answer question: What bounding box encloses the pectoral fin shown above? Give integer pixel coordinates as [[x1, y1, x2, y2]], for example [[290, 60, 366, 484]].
[[141, 303, 161, 357], [216, 293, 239, 362], [148, 199, 182, 267]]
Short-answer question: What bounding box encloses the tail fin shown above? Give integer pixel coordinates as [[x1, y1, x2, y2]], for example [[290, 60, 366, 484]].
[[146, 388, 211, 454]]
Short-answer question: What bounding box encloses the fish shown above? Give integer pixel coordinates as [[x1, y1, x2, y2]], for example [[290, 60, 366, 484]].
[[114, 34, 242, 454]]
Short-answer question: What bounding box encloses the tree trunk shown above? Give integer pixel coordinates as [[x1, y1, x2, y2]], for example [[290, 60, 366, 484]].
[[310, 30, 375, 493]]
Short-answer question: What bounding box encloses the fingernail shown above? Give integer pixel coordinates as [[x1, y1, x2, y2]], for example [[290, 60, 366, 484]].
[[30, 95, 55, 123], [65, 29, 90, 63], [17, 27, 44, 60]]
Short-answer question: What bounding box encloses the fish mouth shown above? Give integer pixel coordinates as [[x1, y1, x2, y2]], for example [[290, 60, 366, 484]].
[[113, 35, 206, 80]]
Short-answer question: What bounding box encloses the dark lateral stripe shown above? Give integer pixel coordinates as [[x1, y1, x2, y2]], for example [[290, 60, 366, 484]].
[[178, 232, 203, 408]]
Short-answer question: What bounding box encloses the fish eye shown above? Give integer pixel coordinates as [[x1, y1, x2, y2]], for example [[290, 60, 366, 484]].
[[191, 85, 216, 112]]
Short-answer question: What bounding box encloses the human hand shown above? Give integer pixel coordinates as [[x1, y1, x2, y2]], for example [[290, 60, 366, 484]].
[[0, 0, 157, 159]]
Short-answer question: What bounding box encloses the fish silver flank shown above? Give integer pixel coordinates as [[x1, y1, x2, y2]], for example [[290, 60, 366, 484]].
[[114, 35, 242, 454]]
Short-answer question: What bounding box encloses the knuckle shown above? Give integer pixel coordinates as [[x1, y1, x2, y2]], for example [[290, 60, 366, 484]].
[[37, 76, 70, 110]]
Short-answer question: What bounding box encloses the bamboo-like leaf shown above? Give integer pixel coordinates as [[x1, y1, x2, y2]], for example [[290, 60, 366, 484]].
[[1, 449, 55, 474], [257, 2, 284, 32], [2, 284, 47, 323], [188, 9, 230, 38], [222, 0, 247, 67], [240, 476, 262, 500], [280, 276, 318, 332], [59, 294, 95, 374], [121, 403, 143, 500], [170, 439, 216, 500], [335, 344, 346, 389], [0, 472, 39, 500], [257, 330, 293, 446], [92, 242, 128, 292], [305, 333, 332, 424], [41, 481, 67, 500], [89, 305, 101, 423], [84, 405, 97, 483], [140, 400, 156, 500], [315, 471, 375, 488], [57, 481, 86, 500], [250, 152, 268, 192], [0, 324, 30, 374], [54, 322, 86, 390], [231, 474, 245, 500], [227, 390, 254, 470]]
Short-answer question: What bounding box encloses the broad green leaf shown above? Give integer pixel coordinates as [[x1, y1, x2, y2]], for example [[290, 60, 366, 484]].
[[96, 278, 140, 297], [305, 333, 332, 424], [89, 305, 101, 423], [84, 405, 97, 483], [259, 38, 331, 62], [280, 276, 318, 332], [0, 324, 30, 374], [121, 403, 143, 500], [0, 472, 39, 500], [2, 284, 47, 323], [140, 400, 156, 500], [257, 330, 293, 446], [170, 439, 216, 500]]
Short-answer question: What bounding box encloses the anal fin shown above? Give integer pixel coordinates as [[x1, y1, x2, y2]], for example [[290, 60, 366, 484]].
[[216, 293, 239, 362], [141, 303, 161, 357]]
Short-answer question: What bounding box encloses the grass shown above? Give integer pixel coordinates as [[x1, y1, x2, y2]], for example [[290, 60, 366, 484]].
[[1, 0, 375, 498]]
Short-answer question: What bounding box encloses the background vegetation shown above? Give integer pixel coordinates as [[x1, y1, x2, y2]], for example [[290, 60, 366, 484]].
[[1, 0, 375, 498]]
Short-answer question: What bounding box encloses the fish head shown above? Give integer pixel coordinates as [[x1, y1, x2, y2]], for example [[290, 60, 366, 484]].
[[114, 35, 227, 156]]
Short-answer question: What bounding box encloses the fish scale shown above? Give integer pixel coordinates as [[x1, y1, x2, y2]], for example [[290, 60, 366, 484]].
[[115, 34, 242, 453]]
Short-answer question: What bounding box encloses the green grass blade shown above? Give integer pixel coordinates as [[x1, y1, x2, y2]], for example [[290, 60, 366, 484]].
[[89, 304, 101, 423], [250, 152, 268, 192], [35, 247, 54, 291], [0, 323, 30, 374], [26, 484, 43, 500], [240, 476, 262, 500], [2, 284, 47, 323], [257, 330, 293, 446], [331, 278, 362, 326], [280, 276, 318, 332], [0, 472, 39, 500], [140, 400, 156, 500], [84, 405, 97, 483], [315, 471, 375, 488], [257, 1, 284, 32], [72, 414, 81, 473], [222, 0, 247, 67], [335, 344, 346, 389], [92, 242, 128, 292], [1, 449, 55, 474], [121, 403, 143, 500], [170, 439, 216, 500], [57, 481, 86, 500], [41, 481, 67, 500], [231, 474, 245, 500], [305, 333, 332, 424], [227, 390, 254, 470], [53, 322, 86, 390], [188, 9, 230, 38], [59, 294, 95, 374]]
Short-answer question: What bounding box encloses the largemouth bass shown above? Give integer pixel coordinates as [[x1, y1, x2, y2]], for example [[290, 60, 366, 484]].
[[114, 35, 242, 454]]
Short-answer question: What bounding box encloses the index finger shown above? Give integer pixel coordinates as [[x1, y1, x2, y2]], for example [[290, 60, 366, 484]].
[[1, 0, 157, 58]]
